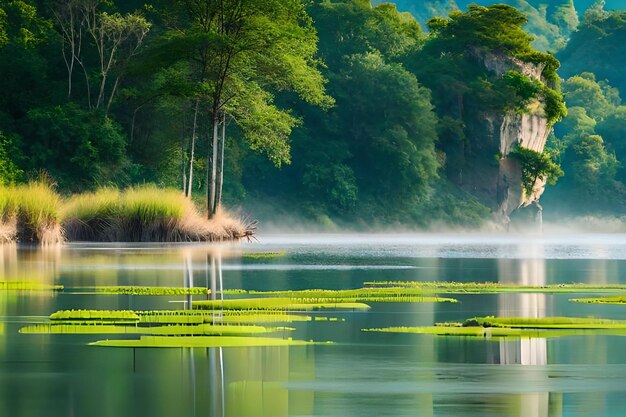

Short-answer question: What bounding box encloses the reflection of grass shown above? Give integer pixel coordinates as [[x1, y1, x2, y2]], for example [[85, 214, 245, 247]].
[[364, 316, 626, 338], [19, 323, 290, 336], [0, 281, 63, 291], [570, 296, 626, 305], [241, 251, 287, 259], [248, 288, 457, 303], [50, 310, 139, 321], [364, 281, 626, 294], [89, 335, 324, 348], [192, 297, 371, 311]]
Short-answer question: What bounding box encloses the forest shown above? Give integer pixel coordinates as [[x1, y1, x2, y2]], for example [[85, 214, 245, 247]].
[[0, 0, 625, 230]]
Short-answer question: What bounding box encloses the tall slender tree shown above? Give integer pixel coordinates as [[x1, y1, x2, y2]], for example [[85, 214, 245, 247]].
[[153, 0, 333, 216]]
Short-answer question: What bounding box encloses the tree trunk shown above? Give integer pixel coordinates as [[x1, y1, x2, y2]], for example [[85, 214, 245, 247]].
[[214, 112, 226, 214], [105, 76, 121, 116], [207, 110, 220, 218], [187, 99, 200, 198]]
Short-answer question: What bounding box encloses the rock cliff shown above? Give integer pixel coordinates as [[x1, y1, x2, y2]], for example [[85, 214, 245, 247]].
[[484, 55, 552, 221]]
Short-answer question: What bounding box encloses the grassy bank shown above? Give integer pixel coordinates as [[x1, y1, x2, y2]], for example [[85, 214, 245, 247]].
[[0, 182, 249, 244]]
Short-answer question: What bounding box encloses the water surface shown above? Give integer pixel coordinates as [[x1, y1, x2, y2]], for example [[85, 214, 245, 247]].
[[1, 233, 626, 417]]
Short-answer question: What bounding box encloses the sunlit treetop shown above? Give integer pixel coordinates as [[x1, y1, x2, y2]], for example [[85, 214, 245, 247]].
[[425, 4, 560, 83]]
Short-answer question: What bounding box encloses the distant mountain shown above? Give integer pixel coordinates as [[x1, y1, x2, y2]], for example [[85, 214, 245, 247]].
[[376, 0, 623, 51]]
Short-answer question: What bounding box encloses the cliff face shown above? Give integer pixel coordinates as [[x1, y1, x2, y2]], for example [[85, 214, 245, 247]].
[[471, 55, 552, 220]]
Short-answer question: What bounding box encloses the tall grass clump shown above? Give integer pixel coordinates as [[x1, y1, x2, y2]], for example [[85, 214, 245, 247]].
[[60, 187, 120, 241], [0, 181, 63, 244], [0, 185, 16, 243], [62, 185, 247, 242]]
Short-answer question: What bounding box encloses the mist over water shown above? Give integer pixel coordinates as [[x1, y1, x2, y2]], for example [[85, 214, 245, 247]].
[[251, 232, 626, 260]]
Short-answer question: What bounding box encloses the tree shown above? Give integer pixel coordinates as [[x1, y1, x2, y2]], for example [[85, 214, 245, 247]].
[[154, 0, 333, 217], [52, 0, 150, 113], [569, 134, 618, 190], [22, 104, 128, 190], [509, 145, 564, 197], [0, 131, 22, 184]]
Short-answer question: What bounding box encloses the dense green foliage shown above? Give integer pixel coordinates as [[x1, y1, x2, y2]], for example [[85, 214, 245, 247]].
[[0, 0, 624, 226], [510, 145, 563, 195], [544, 71, 626, 213]]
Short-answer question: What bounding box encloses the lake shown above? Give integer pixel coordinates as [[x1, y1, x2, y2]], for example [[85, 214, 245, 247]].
[[1, 233, 626, 417]]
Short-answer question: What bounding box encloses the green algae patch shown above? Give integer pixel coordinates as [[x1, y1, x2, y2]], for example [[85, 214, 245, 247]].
[[247, 288, 458, 303], [570, 296, 626, 305], [361, 326, 626, 339], [464, 316, 626, 329], [363, 316, 626, 339], [241, 251, 287, 259], [138, 310, 313, 325], [192, 297, 371, 311], [0, 281, 63, 291], [364, 281, 626, 294], [89, 286, 209, 296], [89, 335, 324, 348], [19, 323, 289, 336], [50, 310, 139, 322]]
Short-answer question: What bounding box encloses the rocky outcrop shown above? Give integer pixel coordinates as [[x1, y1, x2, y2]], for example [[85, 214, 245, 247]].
[[484, 55, 552, 221], [497, 112, 550, 218]]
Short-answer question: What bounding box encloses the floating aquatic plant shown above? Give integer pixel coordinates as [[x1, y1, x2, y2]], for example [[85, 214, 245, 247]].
[[141, 310, 313, 324], [50, 310, 139, 322], [363, 281, 626, 294], [363, 316, 626, 338], [89, 286, 210, 296], [0, 281, 63, 291], [361, 326, 626, 338], [569, 296, 626, 305], [192, 297, 370, 311], [247, 288, 458, 303], [89, 335, 326, 348], [19, 323, 290, 336], [462, 316, 626, 329]]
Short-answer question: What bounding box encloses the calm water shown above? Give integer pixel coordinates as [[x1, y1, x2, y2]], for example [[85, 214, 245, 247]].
[[2, 233, 626, 417]]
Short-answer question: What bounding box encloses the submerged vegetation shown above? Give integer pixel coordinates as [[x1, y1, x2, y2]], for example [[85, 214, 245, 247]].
[[0, 182, 248, 244]]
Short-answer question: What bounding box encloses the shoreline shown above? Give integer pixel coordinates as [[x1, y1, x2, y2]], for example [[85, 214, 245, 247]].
[[0, 183, 253, 245]]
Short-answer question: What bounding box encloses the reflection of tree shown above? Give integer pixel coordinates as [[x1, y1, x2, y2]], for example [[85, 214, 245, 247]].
[[496, 242, 561, 417], [180, 247, 315, 417]]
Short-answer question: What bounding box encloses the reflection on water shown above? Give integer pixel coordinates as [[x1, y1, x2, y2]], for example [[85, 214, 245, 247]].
[[0, 235, 625, 416]]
